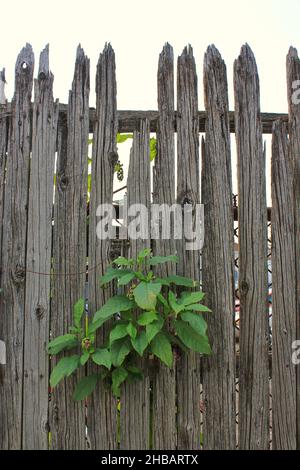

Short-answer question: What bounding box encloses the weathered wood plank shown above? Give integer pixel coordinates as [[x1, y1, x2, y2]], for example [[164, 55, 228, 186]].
[[120, 119, 151, 449], [201, 45, 236, 450], [49, 46, 89, 449], [271, 119, 297, 449], [87, 43, 118, 450], [0, 71, 8, 283], [0, 44, 34, 449], [22, 45, 59, 449], [234, 44, 269, 450], [176, 45, 201, 450], [286, 46, 300, 449], [152, 43, 177, 450], [0, 103, 289, 134]]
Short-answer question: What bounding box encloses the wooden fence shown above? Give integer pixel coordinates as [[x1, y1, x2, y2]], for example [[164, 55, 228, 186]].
[[0, 41, 299, 450]]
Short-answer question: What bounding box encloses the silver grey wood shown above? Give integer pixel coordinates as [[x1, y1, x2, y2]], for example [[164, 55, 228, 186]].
[[87, 43, 118, 450], [120, 119, 151, 449], [50, 46, 89, 449], [271, 119, 297, 449], [286, 46, 300, 449], [201, 45, 236, 450], [152, 43, 177, 450], [23, 45, 59, 449], [0, 44, 34, 449], [234, 44, 269, 450], [176, 45, 201, 450]]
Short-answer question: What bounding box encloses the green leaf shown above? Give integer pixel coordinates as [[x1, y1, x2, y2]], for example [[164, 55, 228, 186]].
[[137, 311, 158, 326], [112, 256, 133, 266], [126, 322, 137, 339], [133, 282, 162, 310], [116, 133, 133, 144], [92, 348, 111, 369], [165, 275, 199, 288], [112, 367, 128, 397], [50, 355, 80, 387], [109, 323, 129, 345], [73, 375, 98, 401], [168, 291, 184, 315], [117, 272, 135, 286], [110, 337, 132, 367], [146, 315, 164, 343], [137, 248, 152, 262], [174, 320, 212, 355], [187, 303, 212, 312], [149, 137, 157, 161], [179, 291, 205, 306], [131, 331, 148, 356], [89, 296, 134, 334], [157, 293, 171, 314], [151, 332, 173, 368], [100, 267, 125, 286], [74, 298, 85, 328], [47, 334, 79, 355], [148, 255, 178, 266], [80, 351, 89, 366], [180, 312, 208, 337]]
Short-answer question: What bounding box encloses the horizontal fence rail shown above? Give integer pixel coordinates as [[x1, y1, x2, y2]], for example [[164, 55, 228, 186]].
[[0, 41, 299, 451]]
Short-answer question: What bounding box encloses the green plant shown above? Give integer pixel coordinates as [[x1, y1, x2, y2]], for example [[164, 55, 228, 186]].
[[47, 249, 211, 400]]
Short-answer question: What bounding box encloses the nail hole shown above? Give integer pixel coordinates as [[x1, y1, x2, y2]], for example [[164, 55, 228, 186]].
[[21, 62, 28, 70]]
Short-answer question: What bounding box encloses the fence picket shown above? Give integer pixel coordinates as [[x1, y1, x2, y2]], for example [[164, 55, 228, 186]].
[[50, 46, 89, 449], [0, 44, 34, 449], [286, 47, 300, 449], [151, 43, 177, 450], [201, 45, 236, 450], [271, 119, 297, 449], [120, 119, 151, 449], [234, 44, 269, 450], [176, 45, 201, 450], [87, 44, 118, 449]]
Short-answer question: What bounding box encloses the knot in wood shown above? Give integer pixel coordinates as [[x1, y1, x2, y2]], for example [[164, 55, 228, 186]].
[[240, 280, 249, 295], [108, 150, 119, 167], [35, 304, 45, 320], [13, 264, 26, 284], [59, 175, 68, 189]]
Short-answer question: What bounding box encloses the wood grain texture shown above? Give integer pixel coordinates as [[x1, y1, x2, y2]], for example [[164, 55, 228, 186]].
[[234, 44, 269, 450], [120, 119, 151, 450], [0, 96, 8, 284], [49, 46, 89, 449], [201, 45, 236, 450], [87, 43, 118, 450], [271, 119, 297, 449], [152, 43, 177, 450], [176, 45, 201, 450], [23, 45, 59, 449], [286, 46, 300, 449], [1, 102, 289, 134], [0, 44, 34, 449]]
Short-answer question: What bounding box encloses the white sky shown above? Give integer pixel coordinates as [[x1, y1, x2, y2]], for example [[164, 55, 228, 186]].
[[1, 0, 299, 112], [1, 0, 299, 203]]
